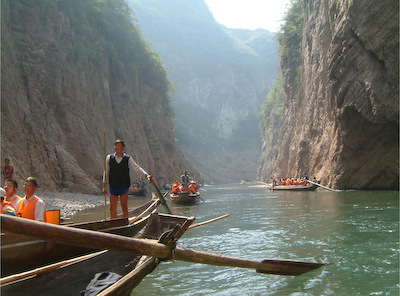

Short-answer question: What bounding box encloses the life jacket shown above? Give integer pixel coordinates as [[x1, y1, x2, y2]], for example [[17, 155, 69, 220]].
[[172, 182, 180, 193], [17, 196, 45, 221], [1, 200, 16, 216], [7, 195, 21, 210], [189, 183, 196, 193]]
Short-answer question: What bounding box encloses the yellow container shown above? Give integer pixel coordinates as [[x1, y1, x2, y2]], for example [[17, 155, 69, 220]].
[[45, 209, 60, 225]]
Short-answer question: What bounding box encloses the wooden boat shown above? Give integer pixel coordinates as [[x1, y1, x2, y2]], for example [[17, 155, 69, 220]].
[[170, 190, 201, 205], [270, 184, 318, 191], [129, 187, 147, 196], [1, 198, 160, 276], [0, 212, 194, 296]]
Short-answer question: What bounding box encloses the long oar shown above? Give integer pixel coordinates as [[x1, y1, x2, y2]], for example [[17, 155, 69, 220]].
[[150, 181, 171, 214], [306, 180, 337, 192], [103, 130, 107, 219], [188, 214, 229, 230], [1, 215, 325, 276], [246, 179, 272, 187]]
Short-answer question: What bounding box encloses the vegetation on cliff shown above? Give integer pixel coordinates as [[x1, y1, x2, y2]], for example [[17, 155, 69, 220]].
[[276, 0, 303, 82], [259, 71, 284, 138], [259, 0, 302, 138], [32, 0, 174, 117]]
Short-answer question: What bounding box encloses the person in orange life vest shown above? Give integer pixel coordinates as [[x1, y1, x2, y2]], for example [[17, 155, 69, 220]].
[[188, 182, 196, 193], [1, 187, 16, 216], [17, 177, 46, 221], [4, 178, 22, 210], [171, 181, 180, 193], [2, 158, 13, 180], [103, 140, 153, 219]]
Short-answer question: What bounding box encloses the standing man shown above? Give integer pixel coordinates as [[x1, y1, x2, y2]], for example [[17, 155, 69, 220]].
[[17, 177, 46, 221], [180, 170, 190, 191], [4, 178, 22, 209], [103, 140, 153, 219], [2, 158, 13, 180]]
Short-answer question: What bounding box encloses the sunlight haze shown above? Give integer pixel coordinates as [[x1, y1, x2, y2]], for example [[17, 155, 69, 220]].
[[204, 0, 291, 32]]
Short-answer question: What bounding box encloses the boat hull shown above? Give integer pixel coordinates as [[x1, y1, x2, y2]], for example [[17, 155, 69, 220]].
[[1, 213, 194, 296], [170, 191, 200, 205], [1, 199, 158, 276], [271, 184, 318, 191]]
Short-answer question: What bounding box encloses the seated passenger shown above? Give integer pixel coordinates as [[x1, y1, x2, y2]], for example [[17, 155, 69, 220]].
[[17, 177, 46, 221], [4, 178, 22, 209], [1, 187, 16, 216]]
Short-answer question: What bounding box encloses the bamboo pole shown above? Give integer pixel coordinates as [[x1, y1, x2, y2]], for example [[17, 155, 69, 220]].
[[245, 179, 272, 187], [1, 215, 325, 276], [306, 180, 337, 192], [103, 130, 107, 220], [0, 250, 107, 286], [188, 214, 229, 230]]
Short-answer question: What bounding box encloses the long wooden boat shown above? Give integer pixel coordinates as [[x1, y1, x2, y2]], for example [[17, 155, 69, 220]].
[[129, 187, 147, 196], [0, 212, 194, 296], [170, 190, 201, 205], [1, 198, 159, 276], [270, 184, 318, 191]]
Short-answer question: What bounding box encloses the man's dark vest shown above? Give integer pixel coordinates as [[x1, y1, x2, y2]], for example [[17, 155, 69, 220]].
[[109, 154, 130, 188]]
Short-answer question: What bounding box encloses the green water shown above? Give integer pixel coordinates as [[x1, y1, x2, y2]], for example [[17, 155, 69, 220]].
[[131, 184, 399, 295]]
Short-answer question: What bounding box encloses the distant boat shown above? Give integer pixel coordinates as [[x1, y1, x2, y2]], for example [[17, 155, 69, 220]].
[[270, 184, 318, 191], [170, 191, 201, 205], [130, 187, 147, 196]]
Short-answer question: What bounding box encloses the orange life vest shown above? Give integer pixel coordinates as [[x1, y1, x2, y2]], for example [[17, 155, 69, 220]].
[[1, 200, 16, 215], [18, 196, 44, 220], [189, 183, 196, 193]]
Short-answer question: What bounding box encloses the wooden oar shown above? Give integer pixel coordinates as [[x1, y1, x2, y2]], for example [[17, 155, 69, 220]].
[[188, 214, 229, 230], [103, 130, 107, 220], [150, 181, 172, 214], [0, 250, 107, 286], [0, 215, 326, 276], [246, 179, 272, 187], [306, 180, 337, 192]]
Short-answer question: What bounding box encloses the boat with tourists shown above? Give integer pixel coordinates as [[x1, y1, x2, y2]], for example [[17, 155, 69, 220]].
[[129, 180, 148, 196], [169, 181, 201, 205], [1, 198, 160, 276], [270, 177, 318, 191]]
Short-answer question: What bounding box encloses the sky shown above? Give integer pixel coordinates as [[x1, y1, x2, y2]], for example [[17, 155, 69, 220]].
[[204, 0, 291, 32]]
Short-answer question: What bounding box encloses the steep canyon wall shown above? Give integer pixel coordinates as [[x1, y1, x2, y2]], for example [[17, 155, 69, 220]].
[[258, 0, 399, 189], [1, 0, 200, 193]]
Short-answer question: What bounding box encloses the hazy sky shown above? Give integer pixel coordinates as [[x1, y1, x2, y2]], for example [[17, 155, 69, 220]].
[[204, 0, 291, 32]]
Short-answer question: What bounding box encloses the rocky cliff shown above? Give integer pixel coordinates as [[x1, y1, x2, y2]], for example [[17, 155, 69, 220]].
[[258, 0, 399, 189], [1, 0, 200, 193]]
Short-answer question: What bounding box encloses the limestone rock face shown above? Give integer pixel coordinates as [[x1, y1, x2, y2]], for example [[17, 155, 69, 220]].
[[258, 0, 398, 189], [1, 0, 200, 193]]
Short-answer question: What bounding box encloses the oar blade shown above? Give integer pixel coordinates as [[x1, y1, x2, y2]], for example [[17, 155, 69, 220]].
[[256, 259, 326, 276]]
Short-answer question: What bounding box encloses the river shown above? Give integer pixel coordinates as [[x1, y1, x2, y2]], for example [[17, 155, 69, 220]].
[[39, 184, 399, 295]]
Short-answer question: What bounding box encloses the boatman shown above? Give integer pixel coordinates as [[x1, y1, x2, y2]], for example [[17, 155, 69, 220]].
[[17, 177, 46, 221], [103, 140, 153, 219], [180, 170, 190, 191]]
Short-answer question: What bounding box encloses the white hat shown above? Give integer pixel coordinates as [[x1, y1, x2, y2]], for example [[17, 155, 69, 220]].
[[0, 187, 6, 198]]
